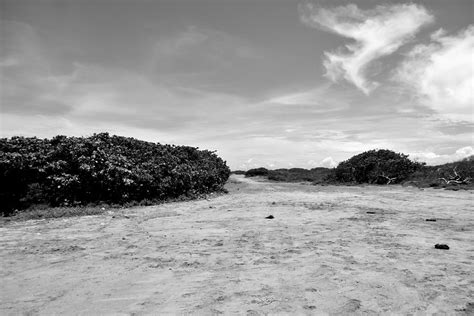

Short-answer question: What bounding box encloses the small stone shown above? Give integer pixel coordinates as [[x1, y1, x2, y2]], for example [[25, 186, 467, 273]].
[[265, 215, 274, 219], [435, 244, 449, 250]]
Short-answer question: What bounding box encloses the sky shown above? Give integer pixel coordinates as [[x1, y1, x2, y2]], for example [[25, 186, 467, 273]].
[[1, 0, 473, 170]]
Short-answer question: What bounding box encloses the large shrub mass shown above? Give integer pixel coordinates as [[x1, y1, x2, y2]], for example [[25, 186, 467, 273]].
[[0, 133, 230, 215], [335, 149, 423, 184]]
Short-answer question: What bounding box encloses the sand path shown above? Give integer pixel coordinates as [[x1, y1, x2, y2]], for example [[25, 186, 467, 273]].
[[1, 175, 473, 315]]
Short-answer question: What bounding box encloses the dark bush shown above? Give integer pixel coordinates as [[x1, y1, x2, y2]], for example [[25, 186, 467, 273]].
[[231, 170, 246, 175], [335, 149, 423, 184], [0, 133, 230, 215], [245, 167, 269, 177], [267, 167, 334, 183]]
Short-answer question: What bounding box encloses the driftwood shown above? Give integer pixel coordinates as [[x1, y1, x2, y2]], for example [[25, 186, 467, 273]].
[[378, 173, 397, 185], [438, 167, 471, 185]]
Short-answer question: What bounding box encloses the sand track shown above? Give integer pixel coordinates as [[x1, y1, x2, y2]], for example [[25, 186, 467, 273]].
[[1, 175, 473, 315]]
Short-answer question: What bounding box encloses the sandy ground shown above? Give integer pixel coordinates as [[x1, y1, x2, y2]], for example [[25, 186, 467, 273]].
[[1, 175, 473, 315]]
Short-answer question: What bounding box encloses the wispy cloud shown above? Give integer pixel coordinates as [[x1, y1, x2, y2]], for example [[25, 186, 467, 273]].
[[0, 20, 73, 115], [150, 25, 261, 82], [300, 3, 433, 94], [395, 25, 474, 122], [264, 83, 350, 113]]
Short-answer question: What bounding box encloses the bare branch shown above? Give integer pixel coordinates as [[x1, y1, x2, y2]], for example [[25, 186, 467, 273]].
[[379, 173, 397, 185], [438, 177, 448, 184], [438, 167, 470, 185], [453, 167, 459, 178], [438, 176, 471, 185]]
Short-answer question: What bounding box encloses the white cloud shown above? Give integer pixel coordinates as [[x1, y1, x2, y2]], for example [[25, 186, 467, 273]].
[[409, 146, 474, 165], [456, 146, 474, 157], [395, 25, 474, 122], [320, 156, 337, 168], [300, 3, 433, 94]]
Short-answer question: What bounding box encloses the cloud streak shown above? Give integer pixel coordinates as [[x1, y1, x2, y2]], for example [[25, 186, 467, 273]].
[[300, 3, 433, 94]]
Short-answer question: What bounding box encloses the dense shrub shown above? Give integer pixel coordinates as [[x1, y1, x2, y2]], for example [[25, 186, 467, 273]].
[[0, 133, 230, 215], [267, 167, 334, 183], [335, 149, 423, 184], [245, 167, 269, 177], [231, 170, 246, 175]]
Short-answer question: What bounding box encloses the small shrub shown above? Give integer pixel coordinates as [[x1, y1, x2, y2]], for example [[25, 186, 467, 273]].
[[245, 167, 269, 177], [231, 170, 246, 175]]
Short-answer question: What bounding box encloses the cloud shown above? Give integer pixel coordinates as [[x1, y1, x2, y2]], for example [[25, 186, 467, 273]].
[[395, 25, 474, 122], [320, 156, 337, 168], [300, 3, 433, 94], [1, 18, 472, 171], [0, 19, 248, 136], [409, 146, 474, 165], [0, 20, 73, 115], [265, 83, 347, 111]]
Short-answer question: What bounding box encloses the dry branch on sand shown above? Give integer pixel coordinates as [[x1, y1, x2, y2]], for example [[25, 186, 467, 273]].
[[438, 167, 471, 185]]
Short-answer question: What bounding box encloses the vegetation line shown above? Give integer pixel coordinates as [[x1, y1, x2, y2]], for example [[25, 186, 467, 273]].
[[240, 149, 473, 189]]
